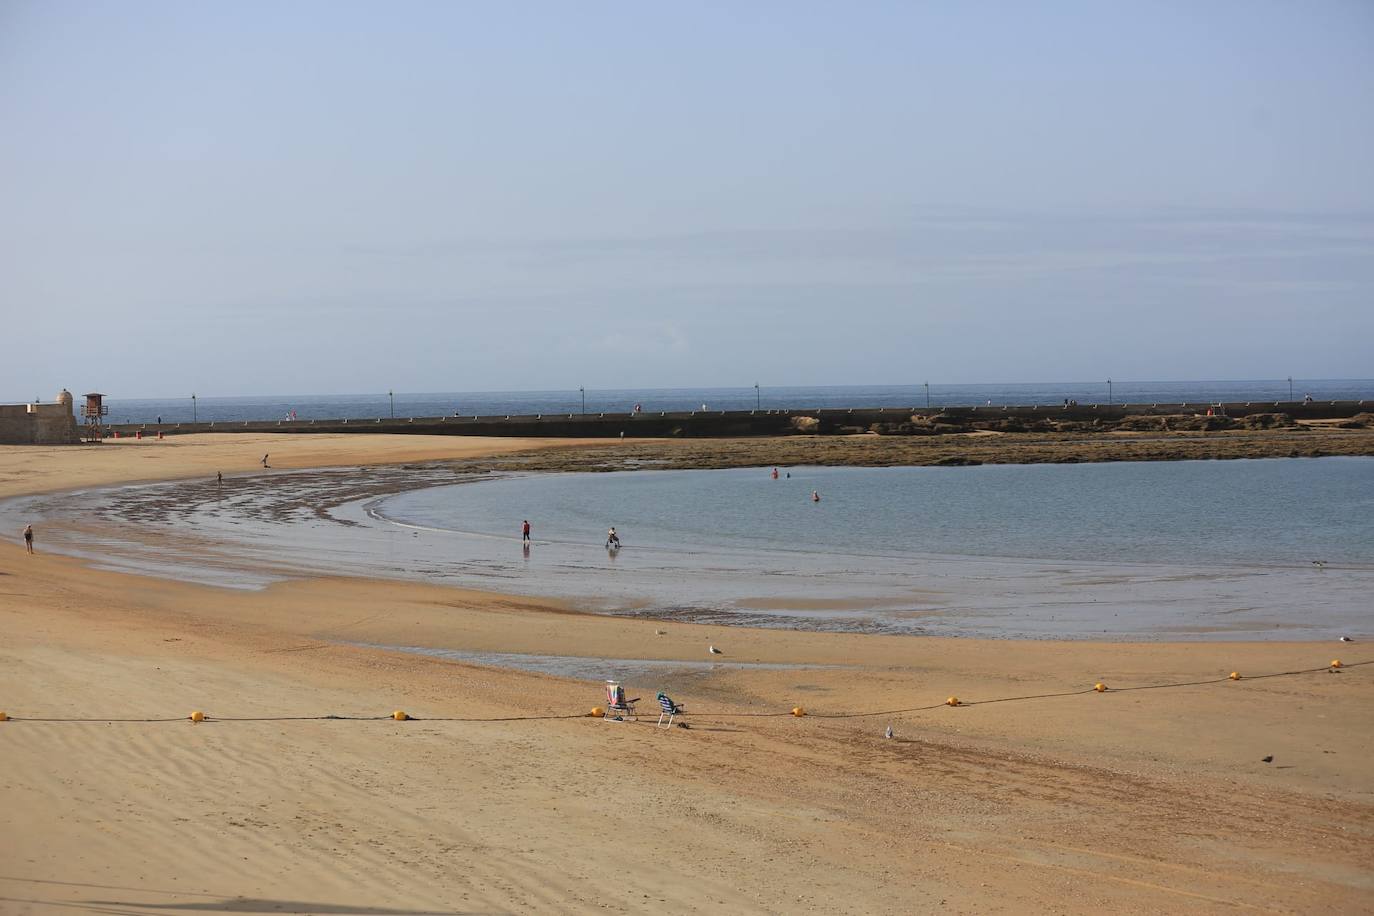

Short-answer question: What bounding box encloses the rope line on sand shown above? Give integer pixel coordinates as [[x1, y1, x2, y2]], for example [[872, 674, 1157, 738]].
[[2, 659, 1367, 725]]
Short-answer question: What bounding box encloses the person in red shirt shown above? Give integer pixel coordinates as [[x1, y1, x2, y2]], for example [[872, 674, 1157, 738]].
[[521, 520, 531, 544]]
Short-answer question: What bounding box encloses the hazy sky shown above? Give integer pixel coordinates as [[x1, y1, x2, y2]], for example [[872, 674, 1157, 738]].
[[2, 1, 1371, 399]]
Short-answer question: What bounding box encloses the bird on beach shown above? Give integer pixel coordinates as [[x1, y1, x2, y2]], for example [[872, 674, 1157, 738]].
[[708, 645, 722, 655], [1311, 560, 1327, 569], [884, 725, 894, 740], [1339, 636, 1353, 642], [1262, 755, 1274, 764]]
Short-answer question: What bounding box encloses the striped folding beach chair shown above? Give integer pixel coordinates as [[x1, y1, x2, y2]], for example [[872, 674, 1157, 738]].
[[604, 681, 638, 722], [656, 692, 684, 729]]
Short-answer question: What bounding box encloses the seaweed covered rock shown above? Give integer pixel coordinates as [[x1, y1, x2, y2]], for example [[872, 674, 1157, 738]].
[[1240, 412, 1297, 429]]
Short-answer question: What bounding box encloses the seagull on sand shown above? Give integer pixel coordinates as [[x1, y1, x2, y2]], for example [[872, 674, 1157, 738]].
[[1262, 755, 1274, 763], [884, 725, 894, 740], [708, 645, 722, 655], [1340, 636, 1353, 642], [1311, 560, 1327, 569]]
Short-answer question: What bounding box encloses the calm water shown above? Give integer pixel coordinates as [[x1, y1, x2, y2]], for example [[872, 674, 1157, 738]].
[[7, 458, 1372, 639], [378, 459, 1374, 568], [90, 379, 1374, 425]]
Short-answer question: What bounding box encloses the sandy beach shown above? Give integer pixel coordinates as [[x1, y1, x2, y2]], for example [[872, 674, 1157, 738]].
[[1, 435, 1371, 914]]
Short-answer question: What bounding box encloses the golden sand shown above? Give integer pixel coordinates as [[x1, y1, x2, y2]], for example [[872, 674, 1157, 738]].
[[0, 435, 1370, 913]]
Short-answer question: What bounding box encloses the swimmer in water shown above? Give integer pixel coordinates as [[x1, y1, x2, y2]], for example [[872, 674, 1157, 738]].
[[606, 527, 621, 549], [811, 490, 820, 502]]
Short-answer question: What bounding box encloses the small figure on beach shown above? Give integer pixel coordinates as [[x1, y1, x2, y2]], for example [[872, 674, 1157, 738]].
[[156, 416, 162, 425], [23, 524, 34, 554], [1303, 393, 1314, 404], [261, 453, 270, 469], [522, 520, 531, 544], [633, 403, 642, 414], [216, 471, 222, 485], [812, 490, 820, 502], [771, 467, 779, 479], [606, 527, 620, 549]]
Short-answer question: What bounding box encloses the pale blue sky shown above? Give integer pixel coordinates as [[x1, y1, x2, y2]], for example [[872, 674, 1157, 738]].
[[2, 1, 1371, 398]]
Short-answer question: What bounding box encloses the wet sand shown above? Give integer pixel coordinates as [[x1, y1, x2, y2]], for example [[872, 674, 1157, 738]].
[[1, 435, 1372, 913]]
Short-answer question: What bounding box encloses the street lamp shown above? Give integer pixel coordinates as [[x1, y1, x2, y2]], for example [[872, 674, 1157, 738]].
[[924, 381, 930, 409], [1288, 376, 1293, 402], [191, 393, 197, 423], [579, 386, 586, 415], [388, 390, 394, 418], [754, 382, 760, 410], [1107, 378, 1113, 406]]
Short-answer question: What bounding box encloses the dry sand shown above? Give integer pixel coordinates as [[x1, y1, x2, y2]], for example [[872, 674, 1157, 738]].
[[1, 436, 1371, 914]]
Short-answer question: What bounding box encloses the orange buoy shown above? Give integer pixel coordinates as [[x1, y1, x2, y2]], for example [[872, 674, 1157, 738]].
[[1094, 683, 1107, 692], [0, 711, 9, 722], [189, 711, 205, 722], [392, 710, 409, 721], [590, 707, 605, 718], [791, 706, 806, 717], [1330, 660, 1343, 669], [1229, 671, 1241, 680], [946, 696, 960, 707]]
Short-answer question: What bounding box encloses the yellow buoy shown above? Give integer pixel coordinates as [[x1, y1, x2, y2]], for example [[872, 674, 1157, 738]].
[[791, 706, 806, 717], [392, 710, 408, 721], [1330, 660, 1343, 669], [189, 711, 205, 722], [1094, 683, 1107, 692], [590, 706, 605, 718], [1229, 671, 1241, 680], [946, 696, 960, 707], [0, 711, 9, 721]]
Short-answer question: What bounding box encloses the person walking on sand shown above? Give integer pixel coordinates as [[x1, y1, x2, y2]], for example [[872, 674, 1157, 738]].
[[261, 453, 270, 469], [23, 524, 34, 554], [522, 519, 531, 544], [216, 471, 223, 485]]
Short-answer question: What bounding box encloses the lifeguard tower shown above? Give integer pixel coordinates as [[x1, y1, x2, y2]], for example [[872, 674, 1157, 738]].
[[82, 392, 108, 442]]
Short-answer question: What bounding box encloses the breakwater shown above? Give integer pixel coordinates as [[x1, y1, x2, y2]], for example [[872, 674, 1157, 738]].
[[104, 399, 1369, 439]]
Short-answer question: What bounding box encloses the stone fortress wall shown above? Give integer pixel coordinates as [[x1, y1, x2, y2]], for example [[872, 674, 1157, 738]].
[[0, 390, 81, 445]]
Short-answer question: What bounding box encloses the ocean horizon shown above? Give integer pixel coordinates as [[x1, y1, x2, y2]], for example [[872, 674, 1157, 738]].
[[57, 378, 1374, 426]]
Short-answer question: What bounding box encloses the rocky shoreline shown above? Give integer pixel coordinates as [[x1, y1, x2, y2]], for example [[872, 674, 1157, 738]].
[[437, 417, 1374, 473]]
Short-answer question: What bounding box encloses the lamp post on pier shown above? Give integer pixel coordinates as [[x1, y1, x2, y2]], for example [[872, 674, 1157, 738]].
[[1107, 378, 1113, 406], [191, 393, 197, 423], [1288, 377, 1293, 402], [388, 390, 394, 418], [579, 387, 586, 415], [754, 383, 760, 410], [924, 382, 930, 409]]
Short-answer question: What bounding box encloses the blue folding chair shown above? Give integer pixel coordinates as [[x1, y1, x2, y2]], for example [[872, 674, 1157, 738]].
[[656, 692, 684, 729]]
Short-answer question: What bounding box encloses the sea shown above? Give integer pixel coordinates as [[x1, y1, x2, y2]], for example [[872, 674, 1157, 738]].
[[94, 379, 1374, 426]]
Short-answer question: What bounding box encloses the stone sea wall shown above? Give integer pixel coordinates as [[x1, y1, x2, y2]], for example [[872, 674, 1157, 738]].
[[103, 399, 1371, 440]]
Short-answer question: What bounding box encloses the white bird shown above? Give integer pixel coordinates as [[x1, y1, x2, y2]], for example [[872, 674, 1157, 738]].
[[884, 725, 894, 740], [655, 629, 667, 636], [1340, 636, 1353, 642], [708, 645, 722, 655], [1311, 560, 1327, 569]]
